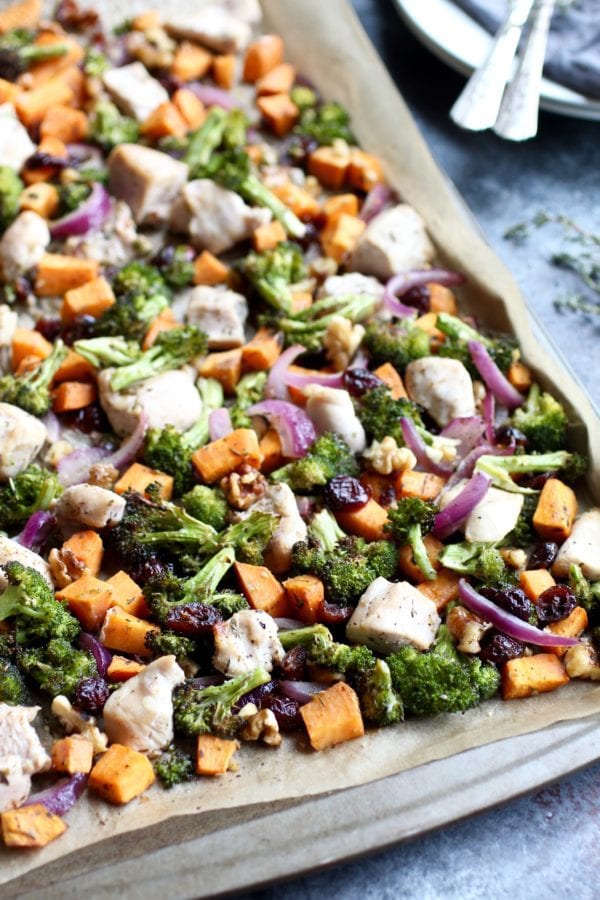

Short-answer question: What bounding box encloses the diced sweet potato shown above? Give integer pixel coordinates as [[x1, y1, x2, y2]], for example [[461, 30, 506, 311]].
[[427, 283, 458, 315], [40, 105, 87, 142], [0, 77, 19, 103], [89, 744, 155, 805], [192, 428, 262, 483], [53, 350, 96, 384], [56, 575, 114, 632], [373, 362, 407, 399], [0, 0, 41, 33], [171, 41, 212, 81], [193, 250, 229, 286], [547, 606, 588, 657], [259, 427, 284, 473], [395, 469, 446, 501], [241, 328, 281, 372], [533, 478, 577, 542], [198, 348, 243, 394], [272, 182, 321, 220], [519, 569, 556, 602], [21, 135, 67, 185], [35, 254, 99, 297], [256, 62, 296, 96], [243, 34, 284, 82], [131, 10, 161, 29], [347, 149, 383, 192], [257, 92, 299, 137], [212, 54, 236, 89], [60, 275, 115, 323], [106, 570, 149, 619], [501, 653, 569, 700], [140, 102, 187, 139], [253, 219, 287, 252], [141, 308, 178, 350], [335, 498, 389, 542], [398, 534, 443, 582], [414, 312, 445, 340], [14, 355, 40, 376], [24, 34, 84, 88], [51, 736, 94, 775], [308, 145, 351, 189], [107, 655, 146, 682], [114, 462, 174, 501], [289, 291, 313, 314], [300, 682, 364, 751], [99, 606, 159, 658], [11, 327, 52, 368], [19, 182, 59, 218], [172, 88, 206, 130], [15, 77, 74, 127], [321, 213, 366, 263], [52, 381, 97, 413], [234, 561, 290, 617], [1, 804, 66, 849], [61, 530, 103, 578], [284, 574, 325, 624], [195, 734, 239, 776], [416, 568, 461, 610], [359, 472, 395, 505], [324, 193, 359, 224], [507, 361, 533, 392]]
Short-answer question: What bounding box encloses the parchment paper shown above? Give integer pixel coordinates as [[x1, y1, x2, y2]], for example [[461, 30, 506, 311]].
[[3, 0, 600, 889]]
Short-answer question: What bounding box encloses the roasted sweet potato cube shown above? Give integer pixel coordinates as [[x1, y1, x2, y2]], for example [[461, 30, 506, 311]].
[[61, 530, 103, 578], [196, 734, 239, 775], [51, 736, 94, 774], [234, 562, 290, 617], [501, 653, 569, 700], [1, 804, 66, 848], [284, 574, 325, 624], [99, 606, 159, 658], [547, 606, 588, 657], [533, 478, 577, 542], [335, 498, 389, 541], [106, 570, 148, 619], [398, 534, 443, 582], [300, 682, 365, 751], [417, 568, 462, 611], [89, 744, 155, 804], [107, 655, 146, 682], [519, 569, 555, 602], [56, 575, 113, 632], [114, 462, 174, 500]]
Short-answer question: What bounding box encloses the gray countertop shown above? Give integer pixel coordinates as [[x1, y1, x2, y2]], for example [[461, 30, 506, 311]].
[[245, 1, 600, 897]]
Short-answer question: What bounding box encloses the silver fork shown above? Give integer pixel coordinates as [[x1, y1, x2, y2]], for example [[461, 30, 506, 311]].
[[450, 0, 536, 131], [494, 0, 557, 140]]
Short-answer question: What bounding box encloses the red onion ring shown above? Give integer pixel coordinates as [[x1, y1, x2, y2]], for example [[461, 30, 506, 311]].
[[483, 390, 496, 443], [17, 511, 56, 552], [284, 369, 344, 390], [79, 633, 112, 677], [400, 417, 453, 477], [360, 183, 394, 223], [25, 774, 88, 817], [279, 680, 324, 705], [445, 442, 514, 489], [50, 182, 111, 239], [188, 83, 237, 109], [440, 416, 486, 458], [57, 445, 110, 487], [104, 412, 148, 471], [266, 343, 305, 399], [468, 341, 523, 410], [248, 399, 316, 458], [274, 618, 306, 630], [209, 407, 233, 441], [432, 471, 492, 539], [42, 410, 61, 443], [458, 580, 580, 647], [384, 268, 466, 318]]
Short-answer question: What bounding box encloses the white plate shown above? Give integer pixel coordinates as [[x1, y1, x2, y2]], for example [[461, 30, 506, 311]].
[[393, 0, 600, 121]]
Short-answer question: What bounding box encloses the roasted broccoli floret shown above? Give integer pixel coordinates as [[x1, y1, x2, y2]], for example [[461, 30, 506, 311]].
[[0, 464, 62, 531], [388, 625, 501, 717], [385, 498, 437, 581], [143, 378, 224, 495], [568, 564, 600, 625], [74, 336, 142, 369], [181, 485, 228, 531], [358, 385, 424, 444], [278, 624, 375, 676], [278, 623, 332, 650], [115, 491, 217, 556], [83, 47, 108, 77], [511, 384, 568, 452], [436, 313, 516, 374], [294, 100, 355, 146], [94, 261, 170, 339], [173, 668, 271, 737], [0, 31, 67, 80], [109, 326, 207, 391], [58, 181, 92, 216], [271, 433, 359, 491], [201, 511, 277, 565], [438, 541, 509, 585], [17, 638, 96, 699], [475, 451, 586, 493], [157, 245, 195, 288], [0, 658, 28, 705], [90, 100, 140, 150], [145, 547, 235, 624], [291, 534, 397, 606], [145, 630, 197, 661], [0, 562, 80, 645], [230, 371, 267, 428], [307, 508, 346, 550], [0, 340, 67, 416], [358, 659, 404, 726], [266, 293, 375, 351], [363, 320, 430, 372], [153, 745, 194, 788], [241, 242, 307, 312], [208, 591, 249, 617], [504, 493, 537, 549], [0, 165, 23, 230], [184, 107, 229, 170]]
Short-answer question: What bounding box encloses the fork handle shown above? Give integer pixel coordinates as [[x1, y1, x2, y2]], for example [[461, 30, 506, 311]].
[[450, 0, 536, 131], [494, 0, 556, 140]]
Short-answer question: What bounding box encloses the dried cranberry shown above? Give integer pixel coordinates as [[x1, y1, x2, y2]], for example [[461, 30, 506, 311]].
[[495, 424, 528, 449], [295, 222, 319, 251], [480, 586, 533, 622], [24, 151, 69, 171], [526, 472, 554, 491], [75, 677, 109, 713], [279, 646, 307, 680], [536, 585, 577, 625], [480, 631, 525, 666], [56, 0, 99, 30], [343, 368, 384, 397], [402, 284, 430, 314], [129, 557, 171, 585], [234, 680, 277, 713], [35, 316, 62, 343], [377, 485, 397, 508], [528, 542, 559, 570], [320, 601, 353, 625], [263, 693, 302, 731], [61, 315, 97, 345], [61, 404, 111, 435], [165, 603, 223, 636], [324, 475, 370, 512]]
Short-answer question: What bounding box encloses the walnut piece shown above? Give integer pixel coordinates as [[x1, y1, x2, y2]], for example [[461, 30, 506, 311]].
[[48, 547, 86, 589], [446, 605, 492, 655], [322, 314, 365, 371], [240, 708, 282, 747], [126, 28, 176, 69], [88, 462, 119, 489], [221, 464, 266, 510], [51, 696, 108, 754], [363, 436, 416, 475]]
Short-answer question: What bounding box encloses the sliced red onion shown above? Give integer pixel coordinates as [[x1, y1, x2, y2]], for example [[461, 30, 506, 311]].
[[279, 680, 324, 705], [79, 633, 112, 677], [104, 412, 148, 471], [42, 410, 61, 443], [400, 417, 453, 478], [25, 773, 88, 817], [17, 511, 56, 552], [468, 341, 523, 410], [284, 369, 344, 390], [50, 182, 111, 239], [188, 83, 237, 109], [432, 471, 492, 539], [458, 580, 580, 647], [348, 349, 369, 370], [266, 343, 305, 400], [57, 445, 110, 487], [67, 142, 104, 167], [274, 618, 305, 630], [384, 268, 466, 318], [296, 495, 314, 520], [360, 183, 394, 223], [440, 416, 486, 458], [248, 399, 316, 459], [483, 391, 496, 443], [445, 443, 514, 489], [209, 407, 233, 441]]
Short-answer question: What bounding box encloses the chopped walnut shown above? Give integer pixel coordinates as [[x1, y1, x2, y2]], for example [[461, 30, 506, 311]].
[[363, 436, 416, 476], [51, 695, 108, 754], [473, 379, 486, 411], [88, 462, 119, 489], [240, 708, 282, 747], [44, 439, 74, 468], [424, 434, 460, 465], [126, 27, 176, 69], [48, 547, 87, 589], [446, 605, 492, 654], [309, 256, 338, 281], [59, 167, 82, 186], [500, 547, 528, 571], [221, 464, 266, 510], [323, 315, 365, 371]]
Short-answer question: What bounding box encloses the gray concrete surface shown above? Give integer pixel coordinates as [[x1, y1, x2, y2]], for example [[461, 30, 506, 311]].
[[243, 1, 600, 897]]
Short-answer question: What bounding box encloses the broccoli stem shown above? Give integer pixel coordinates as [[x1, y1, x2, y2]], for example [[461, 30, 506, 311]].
[[185, 547, 235, 595], [184, 108, 228, 170], [19, 43, 68, 64], [408, 523, 437, 581], [74, 337, 142, 368], [109, 328, 206, 391], [278, 624, 332, 651], [237, 174, 306, 239], [182, 378, 224, 451], [475, 451, 572, 493], [308, 509, 346, 552]]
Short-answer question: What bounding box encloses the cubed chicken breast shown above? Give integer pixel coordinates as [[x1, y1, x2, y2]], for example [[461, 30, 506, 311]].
[[0, 305, 17, 346], [318, 272, 385, 302], [347, 577, 441, 653], [213, 610, 285, 677], [0, 103, 35, 171], [0, 705, 50, 813], [439, 481, 523, 544], [102, 62, 169, 122], [98, 367, 203, 437], [0, 402, 47, 481], [108, 144, 189, 227], [304, 385, 366, 454], [0, 537, 52, 590], [170, 179, 271, 254], [564, 641, 600, 681], [348, 204, 435, 281], [552, 509, 600, 581], [186, 286, 248, 349], [103, 656, 185, 755], [65, 201, 143, 267], [0, 211, 50, 282], [405, 357, 475, 428], [242, 483, 307, 574], [165, 5, 251, 52], [54, 484, 126, 529]]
